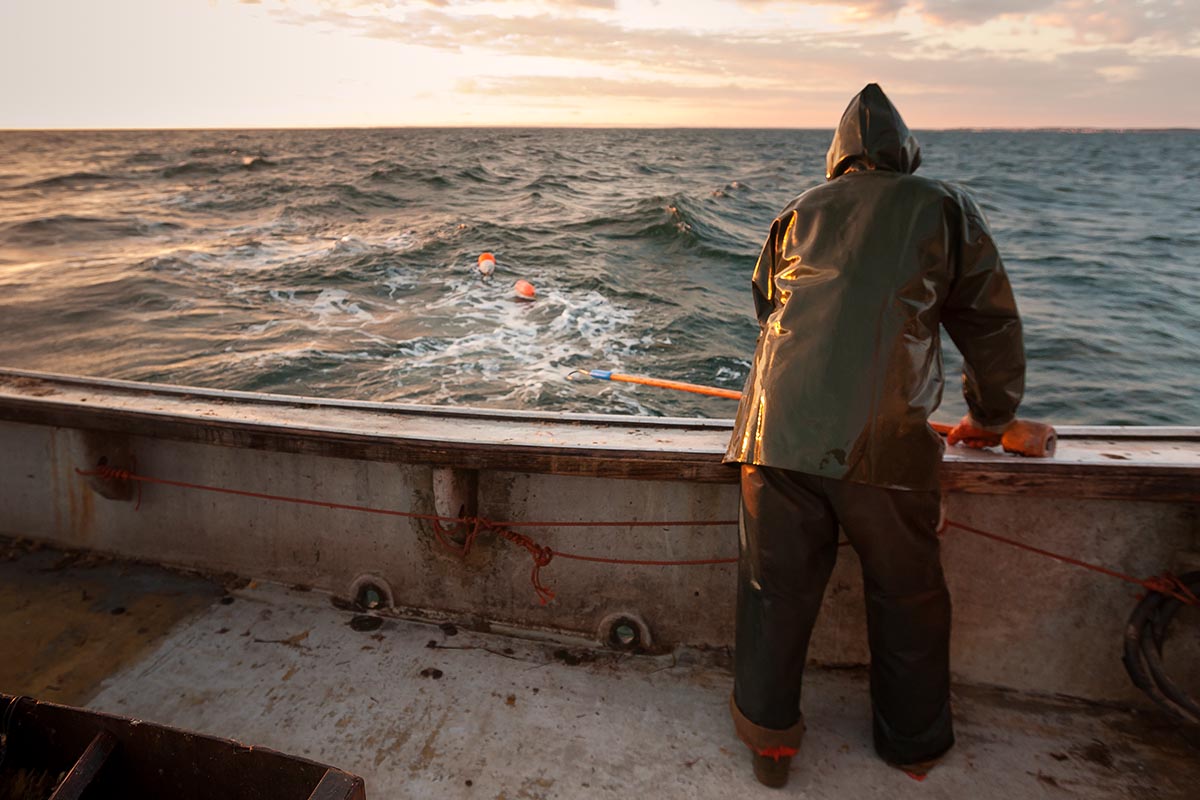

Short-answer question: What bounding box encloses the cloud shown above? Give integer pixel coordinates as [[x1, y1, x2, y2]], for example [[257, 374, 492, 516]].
[[739, 0, 907, 20], [1038, 0, 1200, 44], [551, 0, 618, 8], [739, 0, 1200, 44], [277, 4, 917, 78], [294, 0, 616, 9], [919, 0, 1052, 25], [449, 35, 1200, 126], [457, 75, 838, 102], [738, 0, 1049, 24], [276, 3, 1192, 76], [265, 0, 1200, 126], [285, 1, 1199, 47]]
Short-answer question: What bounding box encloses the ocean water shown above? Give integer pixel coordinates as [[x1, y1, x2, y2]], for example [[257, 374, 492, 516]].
[[0, 128, 1196, 425]]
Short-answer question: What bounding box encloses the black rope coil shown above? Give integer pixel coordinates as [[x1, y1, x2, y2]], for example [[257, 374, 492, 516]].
[[1123, 571, 1200, 726]]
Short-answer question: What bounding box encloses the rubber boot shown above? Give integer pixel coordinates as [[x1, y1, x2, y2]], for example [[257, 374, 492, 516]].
[[731, 694, 803, 788], [752, 751, 793, 788]]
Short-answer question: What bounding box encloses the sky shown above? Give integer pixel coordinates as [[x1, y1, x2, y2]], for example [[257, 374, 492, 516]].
[[1, 0, 1197, 129]]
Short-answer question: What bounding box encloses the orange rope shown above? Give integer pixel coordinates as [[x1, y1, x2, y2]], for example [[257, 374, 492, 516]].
[[502, 518, 734, 528], [555, 553, 737, 567], [75, 465, 1195, 607], [942, 520, 1198, 607], [76, 465, 737, 605], [78, 466, 461, 523]]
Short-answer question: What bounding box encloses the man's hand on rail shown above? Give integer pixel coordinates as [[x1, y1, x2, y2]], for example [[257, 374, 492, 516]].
[[946, 415, 1010, 449]]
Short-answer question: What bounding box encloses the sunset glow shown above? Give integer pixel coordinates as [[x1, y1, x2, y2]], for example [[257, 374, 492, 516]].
[[2, 0, 1197, 129]]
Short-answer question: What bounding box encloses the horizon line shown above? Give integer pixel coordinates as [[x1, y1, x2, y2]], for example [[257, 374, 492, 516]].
[[3, 124, 1198, 134]]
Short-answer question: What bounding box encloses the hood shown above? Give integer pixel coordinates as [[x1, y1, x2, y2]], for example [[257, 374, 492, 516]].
[[825, 83, 921, 180]]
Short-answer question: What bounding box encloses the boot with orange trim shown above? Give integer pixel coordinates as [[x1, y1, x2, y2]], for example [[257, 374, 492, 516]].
[[889, 755, 942, 782], [730, 695, 804, 788], [752, 746, 798, 788]]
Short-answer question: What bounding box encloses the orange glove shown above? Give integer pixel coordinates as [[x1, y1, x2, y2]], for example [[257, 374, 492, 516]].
[[946, 415, 1005, 449]]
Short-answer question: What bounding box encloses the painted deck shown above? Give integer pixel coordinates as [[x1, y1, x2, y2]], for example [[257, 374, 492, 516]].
[[3, 543, 1197, 799]]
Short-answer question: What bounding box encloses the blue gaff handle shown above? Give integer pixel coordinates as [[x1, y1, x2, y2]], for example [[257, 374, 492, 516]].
[[589, 370, 613, 380]]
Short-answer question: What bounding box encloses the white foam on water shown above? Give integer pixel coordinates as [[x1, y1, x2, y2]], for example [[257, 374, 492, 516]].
[[331, 234, 365, 252], [381, 267, 418, 297], [327, 230, 417, 254], [352, 328, 401, 347], [388, 274, 657, 407], [393, 338, 440, 358], [267, 287, 380, 329], [715, 362, 750, 382], [310, 288, 377, 323], [242, 319, 286, 336], [231, 345, 391, 370]]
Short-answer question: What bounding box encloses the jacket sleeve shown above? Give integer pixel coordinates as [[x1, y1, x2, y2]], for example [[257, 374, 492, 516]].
[[751, 216, 783, 327], [941, 192, 1026, 429]]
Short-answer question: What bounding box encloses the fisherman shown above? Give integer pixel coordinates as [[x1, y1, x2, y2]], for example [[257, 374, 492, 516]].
[[724, 83, 1025, 788]]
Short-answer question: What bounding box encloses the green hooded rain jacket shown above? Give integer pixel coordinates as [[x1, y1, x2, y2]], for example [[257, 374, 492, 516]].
[[724, 83, 1025, 491]]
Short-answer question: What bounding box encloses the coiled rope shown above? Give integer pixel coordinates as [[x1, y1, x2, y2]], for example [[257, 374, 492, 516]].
[[1122, 571, 1200, 726]]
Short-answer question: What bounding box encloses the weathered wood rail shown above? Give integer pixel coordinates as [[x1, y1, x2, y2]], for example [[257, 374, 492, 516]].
[[0, 369, 1195, 501]]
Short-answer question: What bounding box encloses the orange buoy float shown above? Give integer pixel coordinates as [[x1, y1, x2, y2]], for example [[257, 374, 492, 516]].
[[999, 419, 1057, 457], [513, 279, 536, 300], [477, 252, 496, 276]]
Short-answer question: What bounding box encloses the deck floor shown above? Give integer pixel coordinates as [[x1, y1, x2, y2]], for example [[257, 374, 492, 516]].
[[4, 544, 1198, 799]]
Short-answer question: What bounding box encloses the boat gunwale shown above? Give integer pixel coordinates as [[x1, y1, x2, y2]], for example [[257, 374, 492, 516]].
[[2, 367, 1195, 440], [1, 368, 1197, 501]]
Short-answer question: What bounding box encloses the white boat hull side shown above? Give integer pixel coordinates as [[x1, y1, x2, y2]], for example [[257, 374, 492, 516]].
[[0, 369, 1197, 706]]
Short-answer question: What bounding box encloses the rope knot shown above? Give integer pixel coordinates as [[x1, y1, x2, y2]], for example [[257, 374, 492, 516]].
[[1143, 572, 1199, 606], [431, 516, 484, 560], [530, 543, 554, 568], [75, 463, 142, 510], [493, 527, 557, 605], [430, 518, 557, 604], [76, 465, 132, 481]]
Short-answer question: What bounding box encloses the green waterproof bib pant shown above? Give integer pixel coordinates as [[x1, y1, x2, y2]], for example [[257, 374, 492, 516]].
[[733, 464, 951, 765], [724, 84, 1025, 767]]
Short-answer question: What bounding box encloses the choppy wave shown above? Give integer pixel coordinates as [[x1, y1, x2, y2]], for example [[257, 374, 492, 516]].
[[0, 127, 1196, 424], [0, 214, 183, 246], [367, 162, 451, 188], [160, 161, 224, 179], [19, 171, 114, 189]]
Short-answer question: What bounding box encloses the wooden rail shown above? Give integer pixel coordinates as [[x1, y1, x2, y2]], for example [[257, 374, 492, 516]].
[[1, 368, 1196, 502]]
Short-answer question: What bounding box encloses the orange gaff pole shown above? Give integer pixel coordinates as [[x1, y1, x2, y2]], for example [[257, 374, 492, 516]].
[[581, 369, 743, 400], [574, 370, 1053, 457]]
